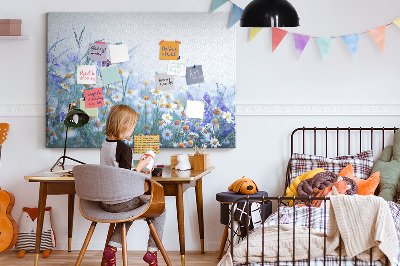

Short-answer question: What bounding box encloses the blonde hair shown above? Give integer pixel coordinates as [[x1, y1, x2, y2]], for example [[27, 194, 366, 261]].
[[104, 104, 139, 139]]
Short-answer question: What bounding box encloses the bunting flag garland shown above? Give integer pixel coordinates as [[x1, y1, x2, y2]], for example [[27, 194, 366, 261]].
[[271, 27, 288, 52], [249, 27, 263, 42], [316, 36, 333, 61], [368, 25, 386, 53], [209, 1, 399, 61], [293, 34, 310, 60], [210, 0, 229, 13], [342, 33, 360, 58], [228, 4, 243, 28]]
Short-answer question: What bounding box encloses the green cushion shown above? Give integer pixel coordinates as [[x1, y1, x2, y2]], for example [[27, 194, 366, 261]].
[[372, 130, 400, 201]]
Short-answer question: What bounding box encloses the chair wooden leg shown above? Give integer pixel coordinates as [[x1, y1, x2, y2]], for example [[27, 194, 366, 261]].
[[121, 223, 128, 266], [101, 223, 115, 266], [75, 222, 97, 266], [147, 220, 172, 266], [218, 225, 229, 259]]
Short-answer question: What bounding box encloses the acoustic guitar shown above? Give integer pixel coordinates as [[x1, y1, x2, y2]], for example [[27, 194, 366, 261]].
[[0, 123, 9, 165], [0, 186, 18, 252]]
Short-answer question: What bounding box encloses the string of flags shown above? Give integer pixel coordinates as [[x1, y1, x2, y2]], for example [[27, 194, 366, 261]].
[[210, 0, 400, 61]]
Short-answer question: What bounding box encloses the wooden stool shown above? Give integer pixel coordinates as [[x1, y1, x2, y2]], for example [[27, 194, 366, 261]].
[[215, 191, 272, 259]]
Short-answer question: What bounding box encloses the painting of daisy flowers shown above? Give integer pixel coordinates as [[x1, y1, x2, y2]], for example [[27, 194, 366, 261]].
[[47, 12, 236, 149]]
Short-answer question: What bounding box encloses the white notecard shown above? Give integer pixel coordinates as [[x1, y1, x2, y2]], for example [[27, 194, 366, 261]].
[[167, 58, 187, 76], [109, 43, 130, 64], [77, 65, 96, 85], [185, 100, 204, 119]]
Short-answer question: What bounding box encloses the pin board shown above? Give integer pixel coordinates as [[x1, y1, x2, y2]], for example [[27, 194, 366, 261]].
[[46, 12, 236, 148]]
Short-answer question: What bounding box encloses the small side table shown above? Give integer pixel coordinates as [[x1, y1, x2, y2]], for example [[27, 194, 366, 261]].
[[216, 191, 272, 259]]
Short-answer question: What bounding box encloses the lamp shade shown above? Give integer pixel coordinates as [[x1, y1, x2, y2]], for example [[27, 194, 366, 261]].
[[240, 0, 299, 27], [64, 106, 89, 128]]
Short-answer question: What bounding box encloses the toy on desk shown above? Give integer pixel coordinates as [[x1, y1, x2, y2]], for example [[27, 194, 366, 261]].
[[141, 150, 155, 172], [228, 176, 259, 195], [0, 186, 18, 253], [175, 154, 191, 170], [15, 207, 55, 258]]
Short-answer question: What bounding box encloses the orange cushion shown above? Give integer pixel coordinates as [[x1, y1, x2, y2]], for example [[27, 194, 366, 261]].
[[339, 164, 380, 195]]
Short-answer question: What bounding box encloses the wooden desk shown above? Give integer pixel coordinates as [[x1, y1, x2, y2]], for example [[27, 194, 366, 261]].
[[25, 165, 214, 266]]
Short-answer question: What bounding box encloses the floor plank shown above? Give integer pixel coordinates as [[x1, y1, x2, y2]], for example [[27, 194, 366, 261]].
[[0, 250, 222, 265]]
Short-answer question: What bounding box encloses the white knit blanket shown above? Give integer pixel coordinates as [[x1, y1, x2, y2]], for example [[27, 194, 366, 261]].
[[218, 195, 398, 266]]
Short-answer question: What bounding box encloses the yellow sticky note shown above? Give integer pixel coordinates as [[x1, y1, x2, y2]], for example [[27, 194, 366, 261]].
[[134, 135, 160, 154], [159, 40, 180, 60], [80, 98, 98, 117]]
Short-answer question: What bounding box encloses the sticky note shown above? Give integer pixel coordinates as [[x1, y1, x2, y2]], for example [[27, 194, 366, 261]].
[[186, 65, 204, 85], [185, 100, 204, 119], [79, 98, 98, 117], [77, 65, 96, 84], [100, 65, 122, 85], [167, 58, 187, 76], [89, 42, 108, 61], [133, 135, 160, 154], [159, 40, 180, 60], [109, 43, 129, 64], [83, 88, 104, 108], [155, 73, 174, 91]]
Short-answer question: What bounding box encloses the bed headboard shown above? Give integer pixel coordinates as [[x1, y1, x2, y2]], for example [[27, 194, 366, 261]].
[[285, 127, 399, 190]]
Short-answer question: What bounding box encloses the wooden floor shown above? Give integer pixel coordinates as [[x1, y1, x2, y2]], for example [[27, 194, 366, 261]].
[[0, 250, 222, 266]]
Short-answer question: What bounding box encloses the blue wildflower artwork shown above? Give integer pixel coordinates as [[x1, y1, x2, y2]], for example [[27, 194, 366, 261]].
[[46, 12, 236, 148]]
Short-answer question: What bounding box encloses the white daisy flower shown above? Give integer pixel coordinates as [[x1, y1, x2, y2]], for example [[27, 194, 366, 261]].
[[210, 138, 221, 148], [222, 111, 233, 123], [162, 129, 173, 140], [162, 113, 172, 124]]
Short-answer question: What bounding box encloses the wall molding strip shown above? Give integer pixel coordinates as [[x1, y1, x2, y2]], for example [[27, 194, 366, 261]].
[[1, 104, 400, 117]]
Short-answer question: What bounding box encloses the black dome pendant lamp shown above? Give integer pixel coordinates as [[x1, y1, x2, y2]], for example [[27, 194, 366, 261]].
[[240, 0, 300, 27]]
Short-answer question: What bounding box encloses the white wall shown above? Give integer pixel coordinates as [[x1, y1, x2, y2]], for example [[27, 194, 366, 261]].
[[1, 0, 400, 252]]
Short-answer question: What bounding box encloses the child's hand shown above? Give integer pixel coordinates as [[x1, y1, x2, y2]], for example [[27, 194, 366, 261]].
[[135, 156, 152, 173]]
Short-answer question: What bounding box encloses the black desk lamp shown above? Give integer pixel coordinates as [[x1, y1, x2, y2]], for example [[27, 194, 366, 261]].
[[50, 102, 89, 171], [240, 0, 300, 27]]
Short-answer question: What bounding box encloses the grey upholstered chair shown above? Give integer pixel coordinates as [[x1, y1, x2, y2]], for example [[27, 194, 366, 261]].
[[73, 164, 171, 266]]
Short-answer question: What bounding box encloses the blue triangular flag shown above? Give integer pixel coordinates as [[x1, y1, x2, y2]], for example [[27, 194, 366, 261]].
[[228, 4, 243, 28], [316, 36, 333, 62], [210, 0, 229, 13], [342, 33, 360, 58]]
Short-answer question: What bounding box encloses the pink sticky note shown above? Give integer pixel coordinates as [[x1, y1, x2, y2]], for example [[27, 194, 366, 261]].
[[83, 88, 104, 108]]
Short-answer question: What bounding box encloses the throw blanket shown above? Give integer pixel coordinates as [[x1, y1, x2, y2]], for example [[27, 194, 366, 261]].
[[218, 195, 398, 266]]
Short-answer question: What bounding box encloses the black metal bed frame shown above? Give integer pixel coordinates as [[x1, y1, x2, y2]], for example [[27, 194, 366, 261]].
[[229, 127, 398, 266]]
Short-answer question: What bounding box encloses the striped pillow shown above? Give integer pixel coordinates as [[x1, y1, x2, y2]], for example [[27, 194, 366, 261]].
[[289, 150, 374, 184]]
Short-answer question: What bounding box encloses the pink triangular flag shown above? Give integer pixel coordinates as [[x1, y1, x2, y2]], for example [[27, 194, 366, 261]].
[[368, 25, 386, 53], [272, 27, 288, 52], [293, 33, 311, 60]]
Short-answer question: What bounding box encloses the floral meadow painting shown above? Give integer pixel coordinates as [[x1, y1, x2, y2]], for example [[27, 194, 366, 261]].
[[47, 12, 236, 149]]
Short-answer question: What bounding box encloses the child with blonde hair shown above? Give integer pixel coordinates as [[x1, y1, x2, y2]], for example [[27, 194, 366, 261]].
[[100, 104, 166, 266]]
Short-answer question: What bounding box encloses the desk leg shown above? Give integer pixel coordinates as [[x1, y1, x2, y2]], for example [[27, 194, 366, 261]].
[[68, 194, 75, 252], [195, 178, 205, 253], [35, 182, 48, 266], [176, 184, 185, 266]]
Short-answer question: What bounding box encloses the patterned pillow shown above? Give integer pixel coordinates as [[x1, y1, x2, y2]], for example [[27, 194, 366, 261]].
[[289, 150, 374, 184]]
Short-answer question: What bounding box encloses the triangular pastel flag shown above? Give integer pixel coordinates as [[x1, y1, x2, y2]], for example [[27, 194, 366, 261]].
[[272, 27, 288, 52], [342, 33, 360, 58], [228, 4, 243, 28], [316, 36, 333, 61], [368, 25, 386, 53], [293, 33, 311, 60], [393, 18, 400, 28], [210, 0, 229, 12], [249, 28, 263, 42]]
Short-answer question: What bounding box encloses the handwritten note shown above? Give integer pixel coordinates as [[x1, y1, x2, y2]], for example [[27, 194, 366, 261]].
[[159, 40, 180, 60], [77, 65, 96, 84], [109, 43, 129, 64], [89, 42, 108, 61], [186, 65, 204, 85], [155, 73, 174, 91], [83, 88, 104, 108], [100, 65, 121, 85], [133, 135, 160, 154], [79, 98, 98, 117], [185, 100, 204, 119], [167, 58, 187, 76]]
